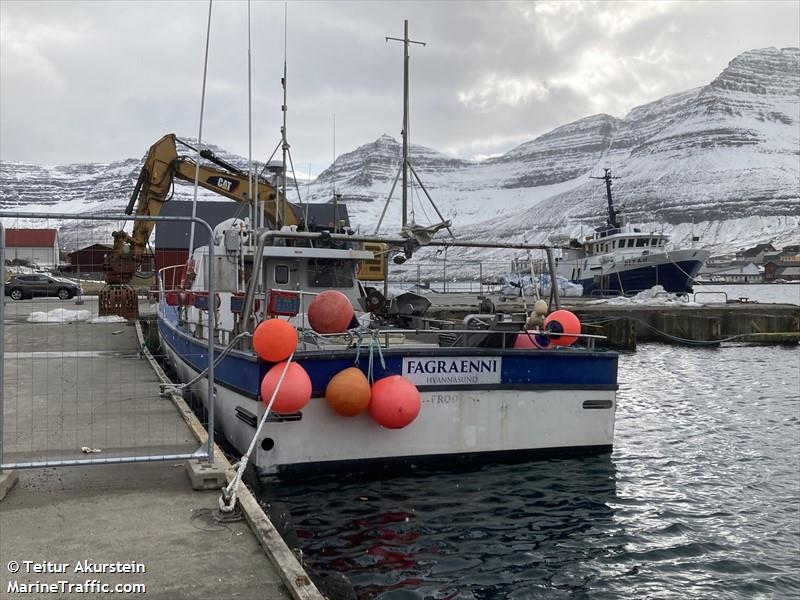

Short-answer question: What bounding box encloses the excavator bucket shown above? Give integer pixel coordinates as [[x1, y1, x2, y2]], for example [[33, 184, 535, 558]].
[[98, 284, 139, 319]]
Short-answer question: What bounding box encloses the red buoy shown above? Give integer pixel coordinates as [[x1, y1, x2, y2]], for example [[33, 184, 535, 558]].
[[369, 375, 421, 429], [543, 310, 581, 346], [260, 362, 312, 413], [307, 290, 354, 334], [252, 318, 298, 362], [513, 331, 550, 349], [326, 367, 371, 416]]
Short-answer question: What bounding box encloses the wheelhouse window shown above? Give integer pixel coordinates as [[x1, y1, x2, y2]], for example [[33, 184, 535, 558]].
[[636, 238, 647, 247], [274, 265, 289, 285], [307, 259, 354, 288]]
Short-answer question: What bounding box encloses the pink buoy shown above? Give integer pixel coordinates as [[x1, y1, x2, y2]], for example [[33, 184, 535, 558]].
[[260, 362, 312, 413], [369, 375, 421, 429], [252, 318, 298, 362], [513, 331, 551, 349], [307, 290, 355, 334], [543, 310, 581, 346]]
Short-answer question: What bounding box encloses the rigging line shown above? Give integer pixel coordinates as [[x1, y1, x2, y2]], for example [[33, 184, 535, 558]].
[[188, 0, 213, 255]]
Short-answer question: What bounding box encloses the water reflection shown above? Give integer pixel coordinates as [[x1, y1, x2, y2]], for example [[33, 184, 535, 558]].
[[257, 344, 800, 599], [259, 456, 619, 598]]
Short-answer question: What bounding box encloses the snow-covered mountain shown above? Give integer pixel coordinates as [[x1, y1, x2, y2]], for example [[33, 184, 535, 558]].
[[1, 47, 798, 254]]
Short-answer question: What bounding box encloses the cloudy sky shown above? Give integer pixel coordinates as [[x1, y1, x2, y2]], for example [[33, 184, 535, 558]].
[[1, 0, 797, 176]]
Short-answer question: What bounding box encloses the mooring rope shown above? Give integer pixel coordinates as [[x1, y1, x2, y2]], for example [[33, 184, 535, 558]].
[[218, 353, 295, 514], [352, 327, 386, 383]]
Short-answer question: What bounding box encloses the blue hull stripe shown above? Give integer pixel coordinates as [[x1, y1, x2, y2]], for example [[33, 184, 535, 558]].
[[158, 314, 618, 400], [581, 259, 704, 295]]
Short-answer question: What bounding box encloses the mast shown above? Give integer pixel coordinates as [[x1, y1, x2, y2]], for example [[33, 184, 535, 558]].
[[591, 168, 619, 229], [279, 4, 288, 228], [387, 20, 425, 228]]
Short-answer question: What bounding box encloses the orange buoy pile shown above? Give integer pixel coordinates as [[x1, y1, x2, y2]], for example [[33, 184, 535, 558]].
[[543, 309, 581, 347], [252, 318, 298, 362], [260, 361, 312, 413], [307, 290, 354, 334], [325, 367, 372, 416], [252, 319, 311, 413], [369, 375, 421, 429]]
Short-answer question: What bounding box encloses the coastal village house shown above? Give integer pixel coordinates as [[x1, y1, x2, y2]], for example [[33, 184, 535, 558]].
[[699, 260, 762, 283], [4, 228, 60, 268], [763, 244, 800, 282], [703, 243, 800, 283]]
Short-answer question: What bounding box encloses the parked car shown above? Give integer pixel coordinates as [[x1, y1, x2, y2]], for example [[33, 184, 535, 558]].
[[4, 274, 82, 300]]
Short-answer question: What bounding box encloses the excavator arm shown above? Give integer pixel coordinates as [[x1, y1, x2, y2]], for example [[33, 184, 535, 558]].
[[105, 133, 302, 283]]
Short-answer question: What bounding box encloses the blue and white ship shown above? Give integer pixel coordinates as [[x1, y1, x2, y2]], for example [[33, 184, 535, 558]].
[[153, 22, 618, 478], [157, 226, 619, 477], [555, 169, 710, 296]]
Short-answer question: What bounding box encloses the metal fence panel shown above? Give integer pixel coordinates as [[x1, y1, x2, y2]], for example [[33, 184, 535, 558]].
[[1, 213, 214, 469]]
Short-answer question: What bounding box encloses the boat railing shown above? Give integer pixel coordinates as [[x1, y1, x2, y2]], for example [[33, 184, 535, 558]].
[[694, 291, 728, 304], [156, 263, 191, 300]]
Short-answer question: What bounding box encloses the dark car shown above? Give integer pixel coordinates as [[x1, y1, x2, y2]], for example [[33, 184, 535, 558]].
[[4, 274, 82, 300]]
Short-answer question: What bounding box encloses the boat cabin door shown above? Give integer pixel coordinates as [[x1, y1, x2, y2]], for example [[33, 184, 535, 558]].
[[265, 259, 300, 293]]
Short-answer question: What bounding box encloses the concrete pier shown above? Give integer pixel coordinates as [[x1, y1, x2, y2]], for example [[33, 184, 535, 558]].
[[422, 293, 800, 349], [1, 297, 321, 599]]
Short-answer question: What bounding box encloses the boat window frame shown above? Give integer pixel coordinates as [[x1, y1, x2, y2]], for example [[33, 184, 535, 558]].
[[274, 264, 290, 285], [306, 258, 356, 289]]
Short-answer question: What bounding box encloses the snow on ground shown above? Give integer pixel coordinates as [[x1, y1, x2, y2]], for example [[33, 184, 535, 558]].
[[27, 308, 92, 323], [26, 309, 128, 323], [585, 285, 704, 306], [87, 315, 128, 323]]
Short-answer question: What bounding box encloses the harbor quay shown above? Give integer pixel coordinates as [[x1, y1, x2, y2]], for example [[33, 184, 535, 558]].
[[422, 293, 800, 349], [0, 297, 322, 600]]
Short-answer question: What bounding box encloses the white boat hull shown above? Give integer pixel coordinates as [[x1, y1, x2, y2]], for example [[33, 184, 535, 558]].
[[162, 337, 616, 477]]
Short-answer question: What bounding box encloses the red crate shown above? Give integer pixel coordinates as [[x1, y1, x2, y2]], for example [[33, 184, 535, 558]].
[[267, 290, 301, 316]]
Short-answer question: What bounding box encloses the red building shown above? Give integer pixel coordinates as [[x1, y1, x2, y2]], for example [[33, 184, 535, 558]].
[[62, 244, 155, 278], [63, 244, 113, 276]]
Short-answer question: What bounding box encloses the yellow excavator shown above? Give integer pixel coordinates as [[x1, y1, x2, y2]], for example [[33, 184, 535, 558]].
[[99, 133, 302, 316]]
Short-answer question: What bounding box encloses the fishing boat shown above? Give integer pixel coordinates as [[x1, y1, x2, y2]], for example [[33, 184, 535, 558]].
[[554, 169, 710, 296], [153, 21, 619, 478]]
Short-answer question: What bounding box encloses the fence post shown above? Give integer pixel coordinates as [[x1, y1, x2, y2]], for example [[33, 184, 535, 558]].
[[0, 224, 5, 469]]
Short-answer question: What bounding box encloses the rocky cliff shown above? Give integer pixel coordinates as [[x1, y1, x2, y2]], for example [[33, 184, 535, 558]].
[[1, 47, 798, 253]]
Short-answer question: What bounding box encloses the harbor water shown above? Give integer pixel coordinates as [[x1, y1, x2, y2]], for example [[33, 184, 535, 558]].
[[260, 341, 800, 599]]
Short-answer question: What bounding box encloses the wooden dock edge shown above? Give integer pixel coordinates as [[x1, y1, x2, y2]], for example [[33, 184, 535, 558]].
[[134, 320, 325, 600]]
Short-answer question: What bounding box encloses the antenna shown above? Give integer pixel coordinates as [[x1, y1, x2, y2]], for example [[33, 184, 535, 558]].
[[260, 1, 307, 229]]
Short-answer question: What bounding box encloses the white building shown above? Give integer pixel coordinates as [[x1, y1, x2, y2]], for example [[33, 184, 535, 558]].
[[4, 229, 60, 268]]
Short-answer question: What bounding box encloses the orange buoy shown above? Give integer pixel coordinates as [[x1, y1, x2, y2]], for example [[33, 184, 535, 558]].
[[260, 362, 312, 413], [543, 309, 581, 346], [513, 331, 550, 349], [252, 318, 298, 362], [325, 367, 371, 416], [307, 290, 354, 334], [369, 375, 421, 429]]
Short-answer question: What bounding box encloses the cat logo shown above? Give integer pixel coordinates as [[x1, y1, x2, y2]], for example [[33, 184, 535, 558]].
[[207, 176, 239, 193]]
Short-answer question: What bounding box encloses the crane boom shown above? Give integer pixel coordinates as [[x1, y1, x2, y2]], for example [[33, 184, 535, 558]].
[[105, 133, 302, 283]]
